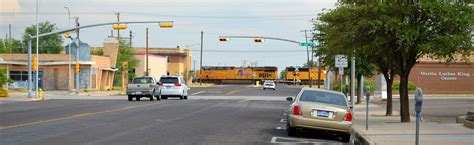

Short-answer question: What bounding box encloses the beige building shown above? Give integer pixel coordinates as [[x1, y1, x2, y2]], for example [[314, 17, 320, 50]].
[[92, 46, 193, 84], [134, 54, 168, 79], [0, 38, 120, 91]]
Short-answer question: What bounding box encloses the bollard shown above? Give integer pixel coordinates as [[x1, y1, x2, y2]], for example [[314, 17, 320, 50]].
[[365, 86, 370, 130], [39, 88, 44, 100], [415, 88, 423, 145]]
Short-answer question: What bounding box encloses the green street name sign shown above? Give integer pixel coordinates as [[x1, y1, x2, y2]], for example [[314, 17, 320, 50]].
[[299, 42, 318, 47]]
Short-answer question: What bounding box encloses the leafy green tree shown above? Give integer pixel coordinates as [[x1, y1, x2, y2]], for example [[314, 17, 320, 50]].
[[0, 38, 24, 53], [113, 40, 139, 87], [279, 70, 286, 79], [318, 1, 473, 122], [22, 21, 63, 54]]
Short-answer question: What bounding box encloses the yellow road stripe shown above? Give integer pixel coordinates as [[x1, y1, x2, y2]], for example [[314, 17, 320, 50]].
[[225, 90, 240, 95], [0, 102, 160, 130]]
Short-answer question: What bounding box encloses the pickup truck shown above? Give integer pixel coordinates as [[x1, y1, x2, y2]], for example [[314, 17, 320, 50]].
[[127, 76, 160, 101]]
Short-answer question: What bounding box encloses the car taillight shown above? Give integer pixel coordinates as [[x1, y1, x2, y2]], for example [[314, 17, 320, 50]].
[[344, 111, 352, 122], [293, 105, 302, 116], [159, 83, 163, 86], [174, 83, 182, 86]]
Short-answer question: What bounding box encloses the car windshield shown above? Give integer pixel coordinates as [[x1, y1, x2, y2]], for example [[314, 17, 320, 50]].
[[299, 90, 347, 106], [160, 77, 179, 84], [132, 77, 153, 84], [264, 83, 274, 86]]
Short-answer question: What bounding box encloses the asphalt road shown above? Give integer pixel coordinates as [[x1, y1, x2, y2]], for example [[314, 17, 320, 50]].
[[373, 98, 474, 123], [0, 85, 350, 145], [188, 84, 302, 97]]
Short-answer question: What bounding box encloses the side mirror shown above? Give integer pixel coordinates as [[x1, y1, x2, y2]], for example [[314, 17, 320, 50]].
[[157, 82, 161, 85], [286, 96, 293, 102]]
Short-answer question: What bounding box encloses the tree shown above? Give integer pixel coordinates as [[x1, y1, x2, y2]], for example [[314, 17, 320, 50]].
[[279, 70, 286, 79], [22, 21, 63, 54], [113, 40, 139, 87], [318, 1, 473, 122], [0, 38, 24, 53]]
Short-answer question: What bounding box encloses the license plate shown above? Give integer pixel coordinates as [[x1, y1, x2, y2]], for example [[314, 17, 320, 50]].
[[135, 91, 142, 95], [166, 86, 172, 89], [317, 111, 329, 117]]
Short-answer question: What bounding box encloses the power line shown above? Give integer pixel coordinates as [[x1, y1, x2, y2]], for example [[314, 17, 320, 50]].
[[189, 49, 307, 52]]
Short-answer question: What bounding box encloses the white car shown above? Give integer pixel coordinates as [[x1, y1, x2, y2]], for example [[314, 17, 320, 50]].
[[159, 76, 188, 100], [263, 81, 276, 90]]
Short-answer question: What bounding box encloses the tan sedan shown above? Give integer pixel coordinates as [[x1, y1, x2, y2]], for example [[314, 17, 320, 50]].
[[286, 88, 352, 142]]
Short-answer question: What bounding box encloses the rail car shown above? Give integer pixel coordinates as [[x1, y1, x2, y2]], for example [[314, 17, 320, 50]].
[[285, 67, 326, 85], [196, 66, 278, 84]]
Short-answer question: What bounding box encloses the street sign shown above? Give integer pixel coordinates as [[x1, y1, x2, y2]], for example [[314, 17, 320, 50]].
[[299, 42, 318, 47], [335, 55, 348, 68], [338, 67, 344, 76]]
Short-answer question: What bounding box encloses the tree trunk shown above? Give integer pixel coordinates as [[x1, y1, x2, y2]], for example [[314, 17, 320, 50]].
[[382, 71, 394, 116], [356, 75, 362, 104], [399, 74, 411, 122], [385, 77, 393, 116]]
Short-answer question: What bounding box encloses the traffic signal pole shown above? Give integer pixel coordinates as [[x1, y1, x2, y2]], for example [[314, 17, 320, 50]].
[[75, 17, 80, 94]]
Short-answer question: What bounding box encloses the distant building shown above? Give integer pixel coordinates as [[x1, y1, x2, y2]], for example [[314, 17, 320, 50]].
[[92, 46, 193, 84], [133, 53, 168, 79], [0, 38, 120, 91]]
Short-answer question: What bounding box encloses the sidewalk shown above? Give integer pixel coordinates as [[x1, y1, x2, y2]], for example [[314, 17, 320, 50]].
[[0, 90, 124, 102], [352, 103, 473, 145]]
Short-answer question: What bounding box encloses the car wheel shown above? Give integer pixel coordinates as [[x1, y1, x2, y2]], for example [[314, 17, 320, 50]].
[[179, 95, 184, 100], [184, 96, 188, 100], [341, 133, 351, 142], [287, 123, 297, 137], [128, 95, 133, 101], [161, 95, 167, 100], [273, 88, 276, 91], [150, 91, 155, 101], [263, 88, 266, 90], [156, 92, 161, 101], [136, 97, 141, 101]]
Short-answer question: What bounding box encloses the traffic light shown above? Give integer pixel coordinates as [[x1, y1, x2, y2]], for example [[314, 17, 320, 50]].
[[64, 33, 72, 39], [159, 22, 174, 28], [32, 56, 37, 71], [219, 37, 229, 42], [112, 24, 128, 30], [254, 38, 264, 43], [75, 63, 80, 72]]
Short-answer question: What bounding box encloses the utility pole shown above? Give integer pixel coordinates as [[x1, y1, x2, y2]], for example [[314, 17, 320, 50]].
[[75, 17, 80, 94], [65, 6, 71, 94], [193, 60, 196, 82], [115, 12, 120, 40], [301, 30, 313, 87], [8, 24, 12, 52], [35, 0, 39, 98], [129, 30, 132, 48], [146, 28, 149, 76], [200, 31, 203, 85]]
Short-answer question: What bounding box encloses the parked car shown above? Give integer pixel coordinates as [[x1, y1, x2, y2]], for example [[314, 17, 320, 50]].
[[262, 81, 276, 90], [127, 76, 160, 101], [159, 76, 188, 100], [286, 88, 352, 142]]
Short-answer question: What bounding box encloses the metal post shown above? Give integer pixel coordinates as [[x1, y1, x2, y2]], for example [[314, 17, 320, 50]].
[[27, 38, 32, 97], [129, 30, 132, 48], [35, 0, 39, 98], [115, 12, 120, 40], [75, 17, 80, 94], [200, 31, 203, 85], [303, 30, 311, 88], [65, 6, 71, 94], [366, 87, 370, 130], [146, 27, 149, 76], [351, 56, 355, 112], [415, 88, 423, 145]]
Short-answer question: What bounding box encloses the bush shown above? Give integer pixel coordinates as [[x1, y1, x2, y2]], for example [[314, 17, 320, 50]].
[[332, 79, 416, 92], [392, 80, 417, 92]]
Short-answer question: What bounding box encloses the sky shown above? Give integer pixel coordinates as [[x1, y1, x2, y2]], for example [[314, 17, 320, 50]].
[[0, 0, 338, 71]]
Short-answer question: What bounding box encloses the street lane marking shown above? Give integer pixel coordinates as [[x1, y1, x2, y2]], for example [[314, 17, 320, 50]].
[[190, 91, 206, 96], [237, 99, 248, 103], [276, 127, 286, 130], [0, 102, 162, 130], [280, 119, 287, 123], [225, 90, 240, 95]]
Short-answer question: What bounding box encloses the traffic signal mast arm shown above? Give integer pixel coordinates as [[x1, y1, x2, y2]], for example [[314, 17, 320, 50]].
[[219, 35, 299, 44]]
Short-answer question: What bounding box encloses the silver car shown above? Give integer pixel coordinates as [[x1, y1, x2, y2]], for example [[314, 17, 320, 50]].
[[286, 88, 352, 142], [127, 76, 161, 101]]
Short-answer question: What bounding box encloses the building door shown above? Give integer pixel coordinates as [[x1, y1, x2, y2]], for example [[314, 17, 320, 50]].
[[53, 69, 59, 89]]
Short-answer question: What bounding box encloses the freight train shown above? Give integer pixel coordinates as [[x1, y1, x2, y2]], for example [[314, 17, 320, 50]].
[[285, 67, 326, 85], [196, 66, 278, 84]]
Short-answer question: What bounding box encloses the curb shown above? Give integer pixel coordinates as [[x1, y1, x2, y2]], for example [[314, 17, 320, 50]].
[[352, 128, 376, 145]]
